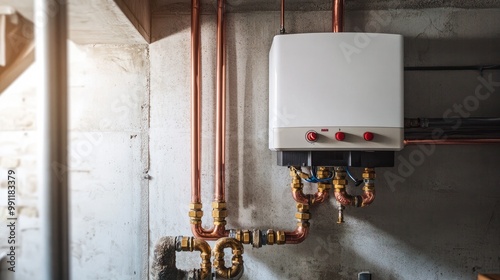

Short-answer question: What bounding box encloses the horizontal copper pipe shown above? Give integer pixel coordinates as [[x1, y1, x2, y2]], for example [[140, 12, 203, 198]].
[[404, 139, 500, 145], [285, 225, 309, 244], [333, 0, 344, 32]]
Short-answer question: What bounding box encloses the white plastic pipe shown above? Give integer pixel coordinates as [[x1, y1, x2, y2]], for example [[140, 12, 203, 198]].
[[35, 0, 70, 279]]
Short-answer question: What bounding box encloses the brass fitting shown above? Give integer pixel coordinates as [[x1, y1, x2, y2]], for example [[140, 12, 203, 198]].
[[189, 203, 203, 224], [179, 237, 212, 280], [242, 230, 251, 244], [213, 237, 244, 279], [337, 205, 345, 224], [266, 229, 275, 245], [296, 203, 309, 212], [234, 229, 242, 242], [333, 167, 348, 191], [276, 230, 286, 245], [362, 168, 376, 180], [295, 212, 310, 220], [295, 203, 311, 222], [212, 200, 227, 226], [315, 166, 330, 178], [296, 221, 310, 228]]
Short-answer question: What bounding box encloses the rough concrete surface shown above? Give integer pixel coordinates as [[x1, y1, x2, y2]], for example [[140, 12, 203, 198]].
[[149, 8, 500, 280], [1, 4, 500, 280], [152, 0, 500, 14]]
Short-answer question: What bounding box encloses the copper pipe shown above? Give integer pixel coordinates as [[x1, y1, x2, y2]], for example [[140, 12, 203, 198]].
[[280, 0, 285, 34], [191, 0, 202, 204], [360, 168, 375, 207], [190, 0, 229, 240], [285, 225, 309, 244], [404, 139, 500, 145], [215, 0, 226, 202], [292, 184, 330, 205], [290, 167, 331, 205], [191, 224, 229, 240], [334, 167, 376, 207], [332, 0, 344, 32], [292, 191, 311, 205], [334, 189, 357, 206]]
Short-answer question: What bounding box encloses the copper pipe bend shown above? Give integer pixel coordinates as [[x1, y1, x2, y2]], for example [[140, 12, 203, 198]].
[[290, 167, 331, 205], [213, 237, 244, 279], [285, 225, 309, 244], [191, 224, 229, 240], [333, 167, 376, 207]]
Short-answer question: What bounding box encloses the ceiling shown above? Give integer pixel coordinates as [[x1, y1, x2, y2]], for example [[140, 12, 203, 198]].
[[152, 0, 500, 14]]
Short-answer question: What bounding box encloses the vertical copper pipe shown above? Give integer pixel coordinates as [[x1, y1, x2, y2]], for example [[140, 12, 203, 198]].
[[280, 0, 285, 34], [332, 0, 344, 32], [215, 0, 226, 202], [191, 0, 202, 204]]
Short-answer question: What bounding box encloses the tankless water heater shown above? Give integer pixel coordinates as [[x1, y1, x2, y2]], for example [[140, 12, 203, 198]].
[[269, 33, 404, 152]]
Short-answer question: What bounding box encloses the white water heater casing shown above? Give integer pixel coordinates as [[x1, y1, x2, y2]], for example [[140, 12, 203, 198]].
[[269, 33, 404, 151]]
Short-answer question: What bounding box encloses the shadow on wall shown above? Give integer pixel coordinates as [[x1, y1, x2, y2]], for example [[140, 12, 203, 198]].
[[149, 9, 500, 279]]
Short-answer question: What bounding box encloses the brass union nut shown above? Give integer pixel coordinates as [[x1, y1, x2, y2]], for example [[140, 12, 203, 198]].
[[295, 212, 310, 220], [333, 179, 348, 185], [180, 236, 191, 251], [267, 229, 275, 245], [276, 231, 286, 245], [189, 203, 202, 210], [242, 230, 251, 244], [212, 209, 228, 218], [316, 169, 330, 178], [212, 201, 226, 209], [189, 210, 203, 218], [362, 170, 376, 179], [317, 183, 331, 191]]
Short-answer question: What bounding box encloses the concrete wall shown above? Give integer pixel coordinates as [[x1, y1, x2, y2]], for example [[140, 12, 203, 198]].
[[0, 43, 150, 279], [149, 8, 500, 280], [1, 5, 499, 280]]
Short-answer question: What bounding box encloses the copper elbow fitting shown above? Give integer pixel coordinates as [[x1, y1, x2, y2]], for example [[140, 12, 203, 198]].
[[333, 167, 359, 206], [285, 225, 309, 244], [213, 237, 244, 279], [179, 237, 212, 280], [315, 167, 331, 203]]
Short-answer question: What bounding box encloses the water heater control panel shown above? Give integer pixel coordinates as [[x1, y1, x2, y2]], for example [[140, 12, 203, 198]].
[[269, 33, 404, 151]]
